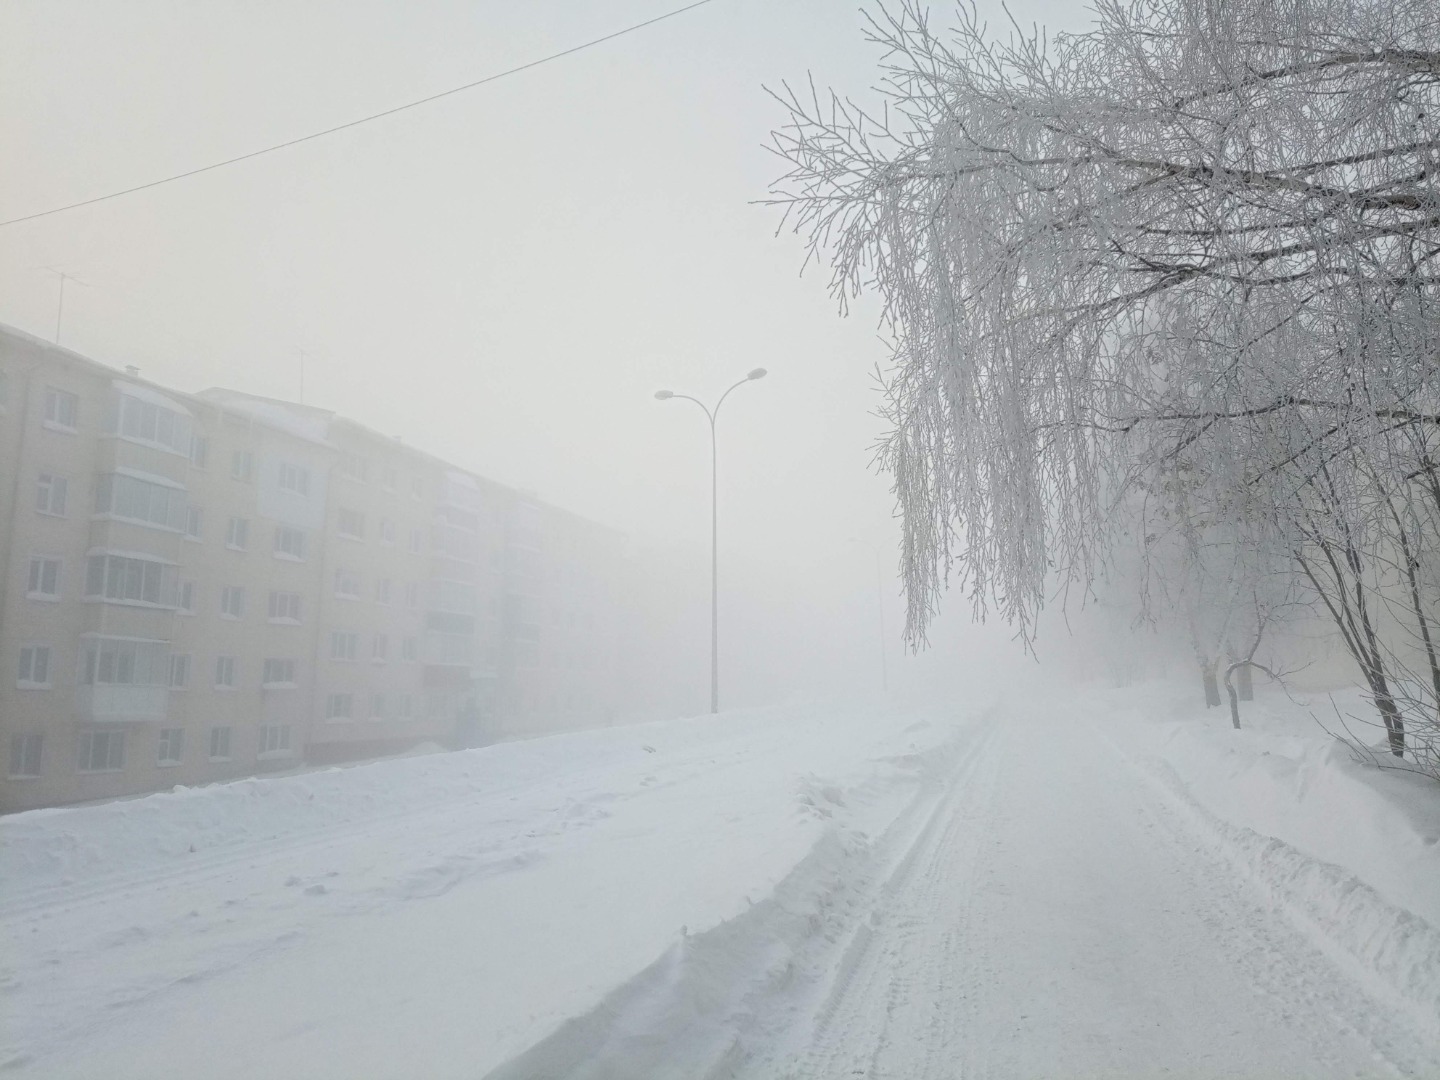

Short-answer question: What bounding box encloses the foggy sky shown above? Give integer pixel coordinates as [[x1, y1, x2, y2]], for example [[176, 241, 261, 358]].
[[0, 0, 1090, 708]]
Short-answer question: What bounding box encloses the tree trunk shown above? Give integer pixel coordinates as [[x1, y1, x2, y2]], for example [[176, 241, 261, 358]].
[[1201, 659, 1221, 708], [1237, 663, 1253, 701]]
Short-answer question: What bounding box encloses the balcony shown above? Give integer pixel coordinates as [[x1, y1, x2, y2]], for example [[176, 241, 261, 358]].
[[76, 684, 169, 722], [421, 631, 476, 668]]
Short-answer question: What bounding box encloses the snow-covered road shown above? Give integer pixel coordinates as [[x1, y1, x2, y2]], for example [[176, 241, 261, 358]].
[[738, 714, 1436, 1079], [3, 692, 1437, 1078]]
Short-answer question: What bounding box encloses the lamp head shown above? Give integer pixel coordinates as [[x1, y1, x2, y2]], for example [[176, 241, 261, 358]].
[[747, 368, 767, 381], [654, 390, 674, 400]]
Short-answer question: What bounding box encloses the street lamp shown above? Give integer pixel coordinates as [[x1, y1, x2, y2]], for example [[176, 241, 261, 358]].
[[654, 367, 767, 714]]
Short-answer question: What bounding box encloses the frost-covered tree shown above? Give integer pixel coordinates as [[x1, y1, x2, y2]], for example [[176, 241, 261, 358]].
[[769, 0, 1440, 761]]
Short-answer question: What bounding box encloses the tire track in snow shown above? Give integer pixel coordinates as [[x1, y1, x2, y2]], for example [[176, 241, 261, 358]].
[[737, 711, 1440, 1079]]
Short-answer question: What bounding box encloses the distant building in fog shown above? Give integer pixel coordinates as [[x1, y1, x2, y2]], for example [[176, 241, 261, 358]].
[[0, 323, 630, 812]]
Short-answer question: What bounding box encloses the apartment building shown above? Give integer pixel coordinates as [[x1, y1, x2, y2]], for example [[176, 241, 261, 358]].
[[0, 324, 632, 812]]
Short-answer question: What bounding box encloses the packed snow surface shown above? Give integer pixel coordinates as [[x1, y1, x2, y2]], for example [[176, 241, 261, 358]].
[[2, 688, 1437, 1078]]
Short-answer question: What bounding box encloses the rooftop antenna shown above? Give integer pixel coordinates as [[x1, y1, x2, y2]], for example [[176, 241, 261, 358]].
[[38, 267, 92, 346]]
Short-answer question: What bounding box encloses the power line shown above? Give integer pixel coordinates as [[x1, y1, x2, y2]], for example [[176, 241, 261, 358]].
[[0, 0, 719, 229]]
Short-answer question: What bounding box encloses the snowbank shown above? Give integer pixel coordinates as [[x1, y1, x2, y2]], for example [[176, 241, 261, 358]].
[[1097, 683, 1440, 1043], [0, 699, 971, 1079]]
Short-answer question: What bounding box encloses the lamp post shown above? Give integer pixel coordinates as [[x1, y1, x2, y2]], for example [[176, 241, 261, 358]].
[[654, 368, 767, 714]]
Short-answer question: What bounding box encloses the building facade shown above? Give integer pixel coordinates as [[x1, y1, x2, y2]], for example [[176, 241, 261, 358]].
[[0, 324, 631, 812]]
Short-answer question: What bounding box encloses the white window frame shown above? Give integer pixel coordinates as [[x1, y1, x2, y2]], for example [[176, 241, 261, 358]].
[[214, 655, 238, 690], [277, 461, 311, 497], [334, 567, 362, 600], [258, 724, 292, 758], [85, 553, 177, 608], [267, 590, 302, 624], [169, 653, 191, 689], [43, 386, 79, 433], [225, 516, 250, 551], [17, 643, 53, 689], [9, 732, 43, 778], [325, 692, 354, 722], [231, 449, 254, 482], [35, 473, 68, 517], [184, 506, 203, 541], [77, 730, 125, 773], [261, 658, 297, 688], [92, 472, 187, 532], [219, 585, 246, 620], [371, 633, 389, 664], [273, 525, 307, 561], [208, 726, 232, 761], [330, 631, 359, 662], [157, 727, 184, 766], [27, 556, 61, 600], [337, 508, 366, 541], [189, 434, 209, 468]]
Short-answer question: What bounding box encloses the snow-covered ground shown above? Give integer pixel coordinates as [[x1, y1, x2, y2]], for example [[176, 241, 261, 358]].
[[2, 685, 1437, 1078]]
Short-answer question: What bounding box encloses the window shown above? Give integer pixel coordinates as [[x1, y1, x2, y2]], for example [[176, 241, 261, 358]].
[[259, 724, 291, 756], [369, 693, 387, 721], [214, 655, 237, 689], [157, 728, 184, 766], [169, 653, 191, 688], [261, 658, 297, 686], [178, 581, 197, 614], [225, 517, 250, 550], [77, 731, 125, 772], [94, 473, 187, 531], [231, 450, 254, 482], [376, 578, 392, 604], [27, 556, 60, 599], [401, 637, 417, 661], [381, 466, 398, 492], [8, 733, 42, 778], [379, 517, 396, 544], [405, 582, 420, 608], [325, 693, 354, 721], [273, 525, 307, 560], [80, 638, 168, 687], [337, 508, 365, 540], [338, 453, 369, 483], [219, 585, 246, 619], [267, 590, 302, 623], [112, 393, 191, 454], [330, 631, 359, 661], [334, 567, 362, 599], [371, 634, 389, 663], [184, 506, 203, 540], [35, 473, 67, 516], [278, 462, 311, 496], [408, 528, 423, 554], [43, 386, 78, 431], [85, 554, 177, 607], [189, 434, 208, 468], [399, 694, 413, 721], [34, 472, 67, 518], [411, 476, 424, 501], [18, 645, 52, 688], [209, 726, 232, 760]]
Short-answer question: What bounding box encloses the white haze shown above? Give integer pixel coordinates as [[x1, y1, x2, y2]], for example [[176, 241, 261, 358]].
[[0, 0, 1088, 714]]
